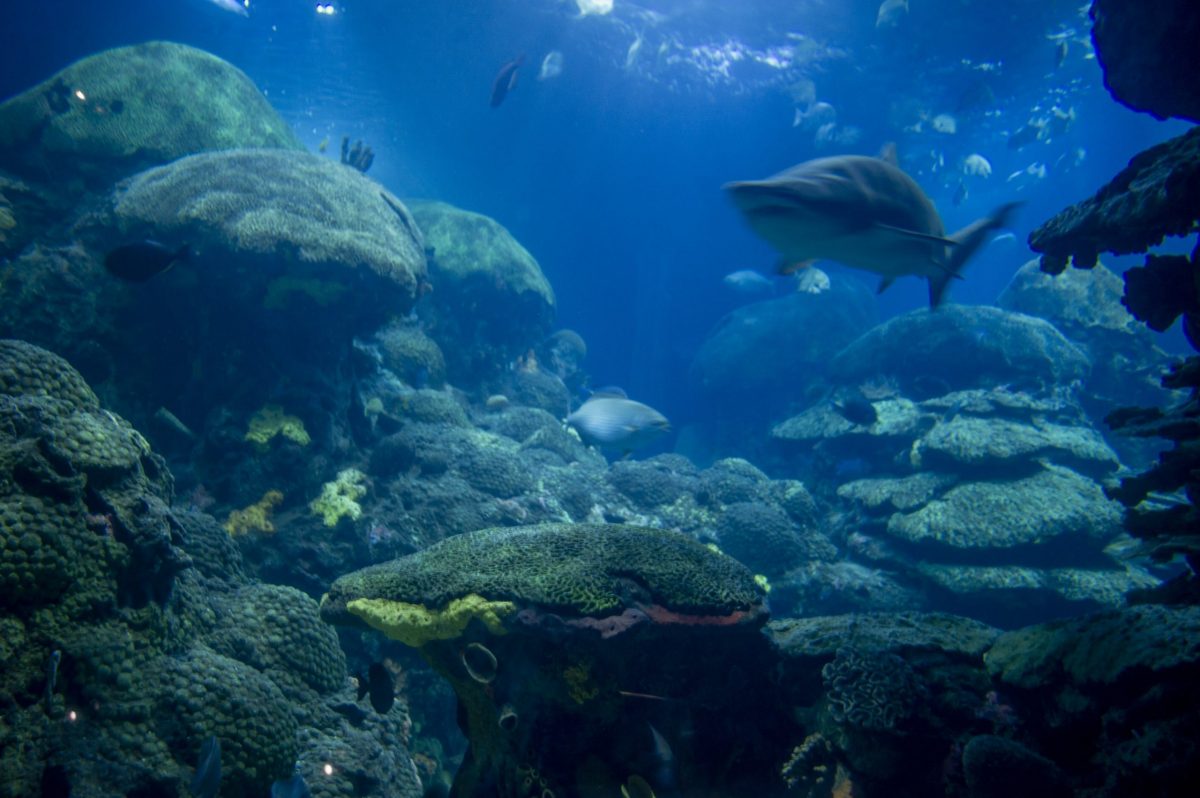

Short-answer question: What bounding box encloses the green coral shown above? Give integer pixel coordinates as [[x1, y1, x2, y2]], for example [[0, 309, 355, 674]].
[[0, 338, 99, 409], [320, 523, 766, 624], [310, 468, 367, 527], [244, 405, 310, 448], [408, 200, 555, 310], [885, 464, 1122, 550], [346, 594, 516, 648], [0, 41, 302, 187], [206, 583, 346, 693]]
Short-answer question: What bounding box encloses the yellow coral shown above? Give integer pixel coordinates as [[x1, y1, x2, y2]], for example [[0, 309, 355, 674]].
[[224, 490, 284, 536], [0, 206, 15, 230], [346, 594, 515, 648], [245, 404, 310, 448], [309, 467, 367, 527]]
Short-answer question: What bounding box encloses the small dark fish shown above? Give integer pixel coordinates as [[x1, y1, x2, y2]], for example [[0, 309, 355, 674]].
[[104, 240, 189, 282], [1054, 40, 1068, 69], [356, 662, 395, 714], [44, 649, 61, 710], [833, 397, 878, 426], [271, 773, 312, 798], [490, 54, 526, 108], [190, 736, 221, 798]]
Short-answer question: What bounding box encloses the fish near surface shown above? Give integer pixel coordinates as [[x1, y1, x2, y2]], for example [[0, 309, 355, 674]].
[[724, 153, 1019, 307], [567, 396, 669, 453]]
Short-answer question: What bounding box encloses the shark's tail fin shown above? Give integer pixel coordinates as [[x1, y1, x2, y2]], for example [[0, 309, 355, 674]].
[[928, 201, 1022, 308]]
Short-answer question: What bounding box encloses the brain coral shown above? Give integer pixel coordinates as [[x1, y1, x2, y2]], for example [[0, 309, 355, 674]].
[[152, 646, 299, 798], [206, 584, 346, 694], [321, 523, 766, 623], [822, 647, 922, 732], [0, 338, 98, 409], [0, 41, 302, 188]]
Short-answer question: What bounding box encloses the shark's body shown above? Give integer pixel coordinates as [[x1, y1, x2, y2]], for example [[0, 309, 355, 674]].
[[724, 154, 1018, 307]]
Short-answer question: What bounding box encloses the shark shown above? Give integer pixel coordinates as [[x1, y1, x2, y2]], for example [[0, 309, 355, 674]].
[[724, 150, 1019, 307]]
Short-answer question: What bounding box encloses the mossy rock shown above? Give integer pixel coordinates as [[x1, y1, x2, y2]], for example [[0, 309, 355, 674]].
[[0, 41, 302, 188], [885, 465, 1122, 552], [985, 605, 1200, 688], [110, 149, 426, 305], [916, 415, 1119, 476], [409, 199, 554, 315], [829, 305, 1090, 397], [407, 200, 555, 379], [321, 523, 765, 627]]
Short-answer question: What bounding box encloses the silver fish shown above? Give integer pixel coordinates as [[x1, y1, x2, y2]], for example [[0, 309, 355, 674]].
[[723, 269, 773, 293], [567, 396, 669, 452], [724, 152, 1019, 307]]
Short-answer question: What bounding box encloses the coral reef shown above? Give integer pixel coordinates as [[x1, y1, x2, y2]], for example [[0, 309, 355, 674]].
[[827, 305, 1089, 396], [1104, 357, 1200, 601], [407, 200, 556, 382], [998, 259, 1175, 466], [321, 522, 781, 798], [689, 277, 876, 458], [0, 41, 302, 189], [821, 647, 921, 732], [320, 523, 766, 622], [776, 320, 1150, 623], [0, 340, 421, 798], [1026, 114, 1200, 605], [108, 148, 426, 301]]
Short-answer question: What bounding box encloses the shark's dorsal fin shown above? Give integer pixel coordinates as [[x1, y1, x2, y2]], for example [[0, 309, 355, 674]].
[[873, 222, 959, 247], [878, 142, 899, 167]]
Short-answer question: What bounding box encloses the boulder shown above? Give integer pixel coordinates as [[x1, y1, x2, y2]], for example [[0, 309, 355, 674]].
[[1091, 0, 1200, 122], [829, 305, 1090, 397], [407, 200, 555, 382], [0, 42, 301, 189]]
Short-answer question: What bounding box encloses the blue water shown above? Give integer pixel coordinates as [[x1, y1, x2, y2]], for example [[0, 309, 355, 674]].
[[4, 0, 1190, 432]]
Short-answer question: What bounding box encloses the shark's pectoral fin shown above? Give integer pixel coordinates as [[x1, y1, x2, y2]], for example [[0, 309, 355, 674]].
[[873, 223, 959, 247], [877, 276, 896, 294]]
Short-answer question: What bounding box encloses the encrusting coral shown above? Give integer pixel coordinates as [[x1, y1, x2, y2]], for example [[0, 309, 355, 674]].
[[224, 490, 284, 537], [245, 404, 310, 448]]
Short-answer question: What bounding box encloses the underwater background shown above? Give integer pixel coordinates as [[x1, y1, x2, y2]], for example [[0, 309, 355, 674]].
[[1, 1, 1198, 797]]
